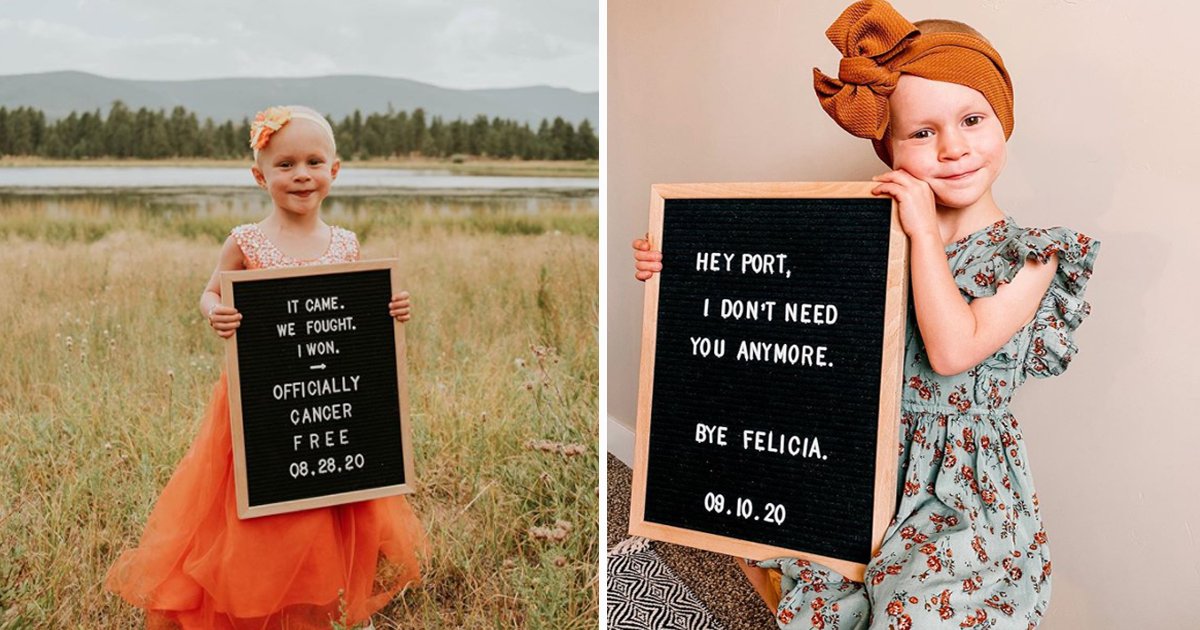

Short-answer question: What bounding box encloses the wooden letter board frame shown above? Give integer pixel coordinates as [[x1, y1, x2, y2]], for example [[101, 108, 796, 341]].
[[629, 182, 908, 581], [222, 258, 415, 519]]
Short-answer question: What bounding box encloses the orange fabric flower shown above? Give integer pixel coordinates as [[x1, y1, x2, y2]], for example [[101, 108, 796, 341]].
[[249, 106, 292, 153]]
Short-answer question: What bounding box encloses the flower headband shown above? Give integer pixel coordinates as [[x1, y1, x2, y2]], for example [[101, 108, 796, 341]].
[[249, 105, 337, 158]]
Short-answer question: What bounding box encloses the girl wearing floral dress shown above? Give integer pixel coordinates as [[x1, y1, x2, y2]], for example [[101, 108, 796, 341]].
[[107, 105, 425, 629], [632, 1, 1100, 627]]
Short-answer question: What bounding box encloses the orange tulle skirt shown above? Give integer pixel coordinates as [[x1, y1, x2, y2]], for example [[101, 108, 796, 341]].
[[106, 371, 426, 629]]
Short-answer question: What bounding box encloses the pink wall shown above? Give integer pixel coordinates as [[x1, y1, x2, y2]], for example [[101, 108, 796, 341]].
[[607, 1, 1200, 627]]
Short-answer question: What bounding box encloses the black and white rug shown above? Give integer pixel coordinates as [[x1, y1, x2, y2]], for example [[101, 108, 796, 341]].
[[607, 536, 726, 630], [606, 454, 776, 630]]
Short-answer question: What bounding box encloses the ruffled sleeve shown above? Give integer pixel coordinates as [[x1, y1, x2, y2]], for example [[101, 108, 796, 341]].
[[955, 224, 1100, 379]]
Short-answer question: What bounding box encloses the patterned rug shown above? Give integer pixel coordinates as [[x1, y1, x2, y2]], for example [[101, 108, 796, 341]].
[[607, 536, 725, 630], [607, 454, 776, 630]]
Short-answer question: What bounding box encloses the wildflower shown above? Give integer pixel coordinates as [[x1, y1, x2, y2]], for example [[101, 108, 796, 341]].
[[524, 439, 587, 457], [528, 520, 572, 542]]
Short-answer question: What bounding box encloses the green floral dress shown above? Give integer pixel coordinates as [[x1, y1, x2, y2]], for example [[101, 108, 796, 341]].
[[752, 216, 1100, 630]]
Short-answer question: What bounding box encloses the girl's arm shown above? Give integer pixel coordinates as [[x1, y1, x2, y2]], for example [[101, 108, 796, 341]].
[[874, 170, 1057, 376], [199, 235, 246, 339], [909, 230, 1056, 375]]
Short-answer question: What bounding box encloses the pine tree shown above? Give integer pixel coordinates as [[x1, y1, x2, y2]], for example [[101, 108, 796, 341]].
[[105, 101, 135, 157], [391, 110, 410, 156], [410, 108, 429, 157], [75, 110, 103, 157], [0, 107, 8, 155], [0, 102, 594, 161], [197, 118, 217, 157], [576, 119, 598, 160], [425, 116, 443, 157]]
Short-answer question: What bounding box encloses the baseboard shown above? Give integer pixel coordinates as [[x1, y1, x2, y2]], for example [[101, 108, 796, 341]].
[[607, 414, 634, 466]]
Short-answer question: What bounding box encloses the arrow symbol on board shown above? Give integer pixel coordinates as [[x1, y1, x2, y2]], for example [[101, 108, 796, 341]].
[[310, 364, 327, 370]]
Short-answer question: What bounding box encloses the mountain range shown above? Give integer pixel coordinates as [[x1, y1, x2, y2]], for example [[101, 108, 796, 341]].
[[0, 71, 598, 126]]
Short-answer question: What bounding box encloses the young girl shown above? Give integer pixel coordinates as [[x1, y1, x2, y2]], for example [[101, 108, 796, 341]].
[[632, 1, 1100, 627], [106, 105, 425, 629]]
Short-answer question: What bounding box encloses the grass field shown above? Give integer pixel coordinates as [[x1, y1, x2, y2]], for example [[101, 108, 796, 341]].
[[0, 193, 598, 628]]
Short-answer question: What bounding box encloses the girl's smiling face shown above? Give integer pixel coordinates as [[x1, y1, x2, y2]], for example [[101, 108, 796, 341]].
[[251, 119, 339, 215], [888, 75, 1007, 209]]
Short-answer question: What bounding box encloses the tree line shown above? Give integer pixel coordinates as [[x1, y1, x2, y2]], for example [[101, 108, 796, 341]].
[[0, 101, 598, 161]]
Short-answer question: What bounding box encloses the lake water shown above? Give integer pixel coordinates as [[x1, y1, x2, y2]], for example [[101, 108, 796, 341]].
[[0, 167, 597, 191], [0, 166, 599, 238]]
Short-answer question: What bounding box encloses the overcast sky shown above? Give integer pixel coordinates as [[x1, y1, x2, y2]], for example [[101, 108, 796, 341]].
[[0, 0, 598, 92]]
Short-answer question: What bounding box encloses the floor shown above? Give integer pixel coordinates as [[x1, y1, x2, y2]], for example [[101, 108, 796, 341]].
[[607, 454, 776, 629]]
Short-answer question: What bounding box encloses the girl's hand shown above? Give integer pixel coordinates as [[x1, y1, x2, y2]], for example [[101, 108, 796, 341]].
[[389, 291, 412, 323], [633, 237, 662, 281], [871, 169, 939, 241], [208, 305, 242, 339]]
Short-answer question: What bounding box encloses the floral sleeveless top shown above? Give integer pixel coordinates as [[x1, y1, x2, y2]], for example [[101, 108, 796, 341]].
[[230, 223, 360, 270]]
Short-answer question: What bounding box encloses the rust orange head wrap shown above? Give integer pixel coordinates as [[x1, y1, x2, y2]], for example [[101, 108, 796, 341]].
[[813, 0, 1014, 165]]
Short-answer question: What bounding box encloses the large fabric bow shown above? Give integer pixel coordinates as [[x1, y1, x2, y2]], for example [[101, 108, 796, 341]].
[[812, 0, 1014, 164], [813, 0, 917, 140]]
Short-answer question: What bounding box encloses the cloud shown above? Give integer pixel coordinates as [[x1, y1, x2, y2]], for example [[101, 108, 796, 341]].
[[2, 17, 114, 46], [0, 0, 597, 90]]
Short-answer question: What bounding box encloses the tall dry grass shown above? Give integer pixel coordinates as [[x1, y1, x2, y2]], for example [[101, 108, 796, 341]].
[[0, 193, 598, 629]]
